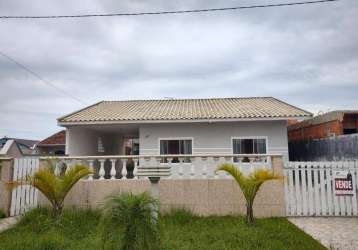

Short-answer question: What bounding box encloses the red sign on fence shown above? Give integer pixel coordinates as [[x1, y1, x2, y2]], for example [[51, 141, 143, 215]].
[[334, 171, 354, 196]]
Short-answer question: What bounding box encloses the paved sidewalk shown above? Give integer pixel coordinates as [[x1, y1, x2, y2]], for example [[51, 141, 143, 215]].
[[0, 217, 20, 233], [289, 217, 358, 250]]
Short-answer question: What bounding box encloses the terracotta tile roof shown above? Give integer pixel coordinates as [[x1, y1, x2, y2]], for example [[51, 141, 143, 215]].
[[58, 97, 312, 124], [37, 130, 66, 146]]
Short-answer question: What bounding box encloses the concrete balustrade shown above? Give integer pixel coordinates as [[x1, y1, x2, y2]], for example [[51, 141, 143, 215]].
[[41, 154, 277, 180]]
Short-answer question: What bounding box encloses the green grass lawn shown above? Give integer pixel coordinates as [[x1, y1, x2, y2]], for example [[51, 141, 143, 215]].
[[0, 208, 325, 250]]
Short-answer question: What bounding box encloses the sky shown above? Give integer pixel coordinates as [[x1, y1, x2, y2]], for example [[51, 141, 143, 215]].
[[0, 0, 357, 140]]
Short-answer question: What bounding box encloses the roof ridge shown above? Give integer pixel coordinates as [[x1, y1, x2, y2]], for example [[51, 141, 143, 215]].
[[103, 97, 274, 103]]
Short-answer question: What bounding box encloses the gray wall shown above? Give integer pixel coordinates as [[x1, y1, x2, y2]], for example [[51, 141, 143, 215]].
[[139, 121, 288, 158], [289, 133, 358, 161]]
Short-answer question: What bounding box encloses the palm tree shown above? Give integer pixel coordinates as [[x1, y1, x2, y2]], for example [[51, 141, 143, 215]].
[[216, 163, 282, 225], [100, 192, 161, 250], [8, 160, 92, 215]]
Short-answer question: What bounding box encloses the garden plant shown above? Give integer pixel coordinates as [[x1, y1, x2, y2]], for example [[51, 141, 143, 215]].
[[8, 160, 92, 215], [216, 163, 282, 225], [100, 192, 161, 250]]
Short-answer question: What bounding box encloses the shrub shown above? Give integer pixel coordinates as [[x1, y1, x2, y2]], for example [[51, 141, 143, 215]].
[[216, 164, 282, 225], [100, 192, 161, 250], [8, 161, 92, 215]]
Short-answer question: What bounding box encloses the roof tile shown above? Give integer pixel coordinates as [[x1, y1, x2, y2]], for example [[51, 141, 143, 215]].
[[58, 97, 312, 123]]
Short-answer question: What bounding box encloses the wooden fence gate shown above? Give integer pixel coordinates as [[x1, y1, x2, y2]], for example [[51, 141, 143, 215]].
[[10, 157, 39, 216], [284, 161, 358, 216]]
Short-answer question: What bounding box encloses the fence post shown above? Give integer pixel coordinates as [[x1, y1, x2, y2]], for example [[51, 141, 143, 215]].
[[271, 155, 284, 176], [0, 157, 14, 216], [270, 155, 286, 216]]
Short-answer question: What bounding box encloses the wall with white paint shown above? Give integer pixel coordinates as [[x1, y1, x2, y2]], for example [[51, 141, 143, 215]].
[[139, 121, 288, 158], [65, 120, 289, 158], [66, 127, 99, 155]]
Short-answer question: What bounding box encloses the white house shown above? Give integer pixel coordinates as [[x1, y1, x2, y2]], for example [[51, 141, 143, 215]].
[[57, 97, 311, 179]]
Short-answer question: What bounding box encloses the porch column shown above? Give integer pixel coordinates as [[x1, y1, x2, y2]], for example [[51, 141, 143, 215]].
[[0, 158, 13, 216]]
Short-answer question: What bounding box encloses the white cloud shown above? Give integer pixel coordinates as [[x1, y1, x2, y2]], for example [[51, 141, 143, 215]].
[[0, 0, 357, 139]]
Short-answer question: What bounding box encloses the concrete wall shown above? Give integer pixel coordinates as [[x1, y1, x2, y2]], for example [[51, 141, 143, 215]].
[[66, 127, 99, 155], [44, 156, 285, 218], [0, 158, 13, 216], [139, 121, 288, 158]]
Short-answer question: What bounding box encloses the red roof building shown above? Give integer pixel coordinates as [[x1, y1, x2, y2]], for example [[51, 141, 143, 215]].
[[288, 110, 358, 142], [36, 130, 66, 155]]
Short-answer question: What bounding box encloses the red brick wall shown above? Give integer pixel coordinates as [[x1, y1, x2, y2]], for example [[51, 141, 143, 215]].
[[288, 120, 343, 141]]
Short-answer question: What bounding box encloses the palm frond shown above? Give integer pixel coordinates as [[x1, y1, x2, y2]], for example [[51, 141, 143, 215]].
[[7, 159, 92, 215], [101, 192, 161, 250], [216, 163, 282, 225]]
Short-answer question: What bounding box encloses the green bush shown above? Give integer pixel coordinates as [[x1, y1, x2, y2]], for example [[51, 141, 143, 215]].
[[100, 192, 161, 250]]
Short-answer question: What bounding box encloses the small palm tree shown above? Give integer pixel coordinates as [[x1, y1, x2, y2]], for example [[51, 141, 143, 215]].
[[100, 192, 161, 250], [8, 160, 92, 215], [216, 163, 282, 225]]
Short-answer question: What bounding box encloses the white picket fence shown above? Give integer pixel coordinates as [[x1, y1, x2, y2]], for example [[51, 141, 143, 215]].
[[284, 161, 358, 217], [9, 157, 358, 217], [10, 158, 39, 216]]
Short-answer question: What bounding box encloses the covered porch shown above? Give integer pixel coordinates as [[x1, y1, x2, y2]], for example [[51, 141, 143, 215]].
[[61, 124, 278, 180], [65, 124, 139, 156]]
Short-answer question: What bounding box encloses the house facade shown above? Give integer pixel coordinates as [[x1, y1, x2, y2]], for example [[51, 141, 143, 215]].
[[0, 137, 38, 157], [58, 97, 311, 162], [35, 130, 66, 156]]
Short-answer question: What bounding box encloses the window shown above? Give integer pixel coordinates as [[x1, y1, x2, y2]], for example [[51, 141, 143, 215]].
[[123, 138, 139, 155], [160, 139, 192, 163], [232, 138, 267, 163], [160, 139, 192, 155]]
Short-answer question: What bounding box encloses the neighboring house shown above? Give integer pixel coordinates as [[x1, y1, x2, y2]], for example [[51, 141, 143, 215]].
[[0, 137, 39, 157], [288, 110, 358, 141], [57, 97, 311, 160], [288, 110, 358, 161], [35, 130, 66, 156]]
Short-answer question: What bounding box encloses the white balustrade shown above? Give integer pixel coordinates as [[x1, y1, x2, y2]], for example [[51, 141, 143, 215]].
[[190, 157, 196, 179], [110, 159, 116, 179], [99, 159, 106, 180], [121, 159, 127, 179], [178, 157, 184, 179], [41, 154, 277, 181], [133, 159, 139, 179], [201, 157, 207, 179], [167, 157, 173, 179], [88, 160, 94, 180]]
